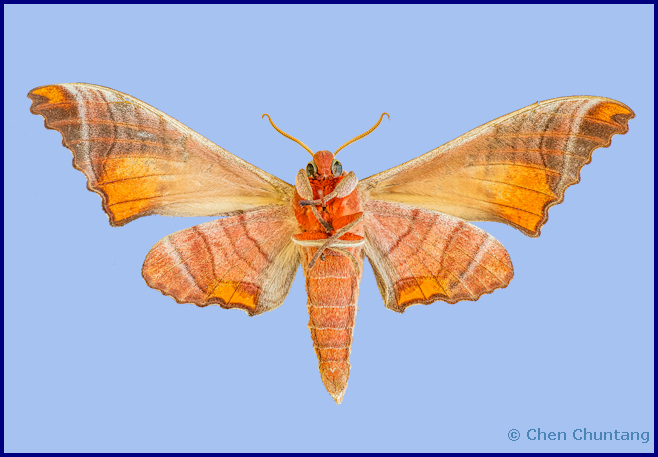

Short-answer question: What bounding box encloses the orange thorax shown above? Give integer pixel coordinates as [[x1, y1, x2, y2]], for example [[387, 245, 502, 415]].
[[293, 175, 364, 241]]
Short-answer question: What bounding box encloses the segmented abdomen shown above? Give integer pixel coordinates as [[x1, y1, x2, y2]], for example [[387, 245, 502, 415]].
[[302, 246, 363, 404]]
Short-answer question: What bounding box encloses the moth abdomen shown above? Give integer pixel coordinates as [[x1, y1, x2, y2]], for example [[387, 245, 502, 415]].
[[304, 251, 362, 405]]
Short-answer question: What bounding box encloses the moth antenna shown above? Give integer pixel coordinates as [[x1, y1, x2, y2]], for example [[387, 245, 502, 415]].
[[262, 114, 314, 157], [334, 112, 389, 156]]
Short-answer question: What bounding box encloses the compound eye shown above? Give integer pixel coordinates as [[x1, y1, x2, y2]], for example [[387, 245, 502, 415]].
[[331, 159, 343, 177], [306, 161, 318, 178]]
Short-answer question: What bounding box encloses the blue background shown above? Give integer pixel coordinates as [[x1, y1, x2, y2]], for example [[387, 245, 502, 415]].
[[4, 4, 653, 452]]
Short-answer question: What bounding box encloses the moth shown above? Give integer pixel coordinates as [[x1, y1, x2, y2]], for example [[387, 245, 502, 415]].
[[28, 84, 634, 404]]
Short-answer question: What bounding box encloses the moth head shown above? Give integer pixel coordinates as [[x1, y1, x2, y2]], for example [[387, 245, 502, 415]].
[[310, 150, 340, 178]]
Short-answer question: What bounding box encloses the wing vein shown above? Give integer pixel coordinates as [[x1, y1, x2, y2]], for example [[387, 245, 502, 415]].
[[526, 111, 623, 128], [372, 217, 476, 295], [154, 218, 290, 293], [204, 229, 285, 300], [491, 132, 607, 144], [464, 177, 557, 197], [69, 138, 172, 147], [91, 156, 186, 164], [463, 163, 567, 174], [107, 190, 223, 207], [97, 173, 199, 185], [371, 210, 509, 284]]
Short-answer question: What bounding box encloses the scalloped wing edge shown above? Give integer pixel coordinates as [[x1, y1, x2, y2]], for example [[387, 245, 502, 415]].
[[359, 96, 635, 238], [28, 83, 295, 227]]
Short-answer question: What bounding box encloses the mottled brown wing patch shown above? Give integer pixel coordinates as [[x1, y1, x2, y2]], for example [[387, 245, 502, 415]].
[[360, 97, 634, 237], [363, 200, 513, 312], [142, 206, 300, 316], [28, 83, 293, 226]]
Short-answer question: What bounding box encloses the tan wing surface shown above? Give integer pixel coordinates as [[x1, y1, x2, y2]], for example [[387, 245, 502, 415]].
[[142, 205, 300, 316], [360, 97, 634, 237], [364, 200, 513, 312], [28, 83, 294, 226]]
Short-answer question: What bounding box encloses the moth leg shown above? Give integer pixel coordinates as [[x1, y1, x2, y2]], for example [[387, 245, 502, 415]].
[[330, 247, 360, 273], [296, 169, 333, 232], [312, 209, 333, 232], [308, 213, 364, 269], [295, 169, 333, 232]]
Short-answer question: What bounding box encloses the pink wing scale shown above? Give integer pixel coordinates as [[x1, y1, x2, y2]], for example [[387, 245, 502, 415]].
[[143, 205, 299, 316], [363, 200, 514, 312]]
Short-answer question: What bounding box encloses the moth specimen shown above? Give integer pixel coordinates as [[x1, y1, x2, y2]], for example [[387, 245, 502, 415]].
[[28, 84, 633, 403]]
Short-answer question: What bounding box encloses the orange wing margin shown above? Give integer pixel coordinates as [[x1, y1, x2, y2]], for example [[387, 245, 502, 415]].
[[360, 97, 634, 237], [28, 83, 293, 226]]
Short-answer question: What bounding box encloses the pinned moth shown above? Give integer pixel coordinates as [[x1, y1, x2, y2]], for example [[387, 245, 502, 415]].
[[28, 84, 634, 403]]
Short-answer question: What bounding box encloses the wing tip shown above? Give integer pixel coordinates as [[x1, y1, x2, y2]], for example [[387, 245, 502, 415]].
[[28, 84, 153, 228], [515, 100, 635, 238]]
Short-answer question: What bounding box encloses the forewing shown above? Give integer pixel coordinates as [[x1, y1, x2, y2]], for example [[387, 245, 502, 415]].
[[142, 205, 300, 316], [360, 96, 634, 237], [363, 200, 513, 312], [28, 83, 294, 226]]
